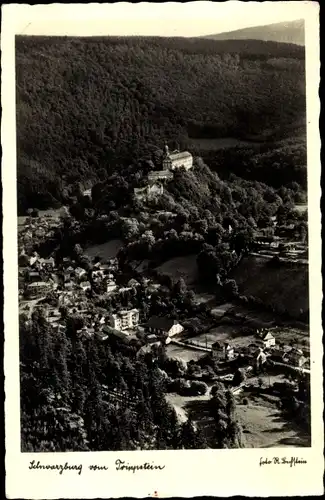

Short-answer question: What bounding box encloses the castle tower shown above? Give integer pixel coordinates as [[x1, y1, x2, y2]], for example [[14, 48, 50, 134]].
[[163, 143, 170, 157]]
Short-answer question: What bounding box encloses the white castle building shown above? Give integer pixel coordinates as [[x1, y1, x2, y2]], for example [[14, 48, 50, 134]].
[[162, 144, 193, 171]]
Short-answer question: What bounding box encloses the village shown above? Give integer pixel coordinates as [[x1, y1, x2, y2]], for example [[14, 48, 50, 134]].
[[18, 205, 310, 379], [17, 142, 310, 449]]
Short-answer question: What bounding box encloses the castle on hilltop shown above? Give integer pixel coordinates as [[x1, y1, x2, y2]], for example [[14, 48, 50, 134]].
[[162, 144, 193, 171], [133, 143, 193, 202]]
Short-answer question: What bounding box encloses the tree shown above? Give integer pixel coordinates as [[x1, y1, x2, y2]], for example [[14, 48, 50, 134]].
[[223, 279, 238, 299], [232, 368, 245, 387]]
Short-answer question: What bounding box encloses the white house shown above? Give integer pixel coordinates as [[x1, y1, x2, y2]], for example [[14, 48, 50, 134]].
[[106, 280, 117, 294], [256, 348, 267, 369], [224, 343, 235, 360], [109, 309, 140, 332], [75, 267, 87, 279], [257, 331, 276, 349], [146, 316, 184, 337], [80, 281, 91, 292]]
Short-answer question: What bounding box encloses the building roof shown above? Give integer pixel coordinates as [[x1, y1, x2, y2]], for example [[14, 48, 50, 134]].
[[146, 316, 180, 331], [28, 281, 50, 287], [261, 332, 275, 340], [75, 267, 86, 273], [80, 281, 91, 288], [168, 151, 192, 161]]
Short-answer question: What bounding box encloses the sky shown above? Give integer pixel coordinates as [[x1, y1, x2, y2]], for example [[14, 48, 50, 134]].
[[8, 1, 314, 38]]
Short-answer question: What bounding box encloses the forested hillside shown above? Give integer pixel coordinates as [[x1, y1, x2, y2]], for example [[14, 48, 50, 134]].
[[16, 35, 305, 213]]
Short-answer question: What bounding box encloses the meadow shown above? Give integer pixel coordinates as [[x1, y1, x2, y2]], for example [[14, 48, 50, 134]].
[[84, 239, 124, 260]]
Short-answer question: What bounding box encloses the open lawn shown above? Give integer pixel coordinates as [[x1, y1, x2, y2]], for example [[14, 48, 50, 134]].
[[190, 325, 257, 350], [166, 343, 206, 363], [84, 239, 124, 260], [155, 254, 198, 285], [230, 255, 309, 319], [188, 137, 263, 151], [192, 292, 216, 306], [236, 394, 311, 448], [268, 326, 309, 350]]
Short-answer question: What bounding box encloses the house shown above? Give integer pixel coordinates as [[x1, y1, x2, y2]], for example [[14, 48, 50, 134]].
[[95, 331, 109, 341], [212, 341, 234, 360], [28, 270, 41, 283], [256, 348, 267, 369], [26, 281, 53, 299], [283, 348, 306, 368], [46, 308, 61, 323], [118, 286, 132, 294], [64, 266, 75, 280], [64, 281, 75, 291], [224, 343, 235, 360], [92, 269, 105, 280], [146, 333, 159, 344], [146, 316, 184, 337], [75, 267, 87, 279], [109, 309, 140, 332], [29, 253, 40, 266], [42, 257, 55, 268], [83, 188, 92, 198], [77, 326, 95, 339], [128, 279, 140, 288], [80, 281, 91, 292], [258, 332, 276, 349], [54, 323, 66, 333], [162, 144, 193, 171], [105, 280, 117, 294]]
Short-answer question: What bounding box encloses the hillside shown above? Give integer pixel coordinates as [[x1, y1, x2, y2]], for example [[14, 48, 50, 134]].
[[204, 20, 305, 46], [16, 35, 305, 213], [230, 255, 309, 318]]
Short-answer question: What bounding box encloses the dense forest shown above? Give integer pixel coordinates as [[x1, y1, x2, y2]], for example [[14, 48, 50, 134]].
[[20, 309, 242, 451], [16, 35, 306, 213]]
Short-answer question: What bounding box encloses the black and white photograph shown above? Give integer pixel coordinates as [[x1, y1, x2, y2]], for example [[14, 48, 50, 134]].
[[2, 1, 323, 498]]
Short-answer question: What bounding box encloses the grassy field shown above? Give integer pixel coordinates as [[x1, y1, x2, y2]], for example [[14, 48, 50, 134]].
[[84, 239, 124, 260], [230, 255, 309, 318], [188, 137, 263, 151], [236, 389, 311, 448], [190, 325, 257, 350], [192, 292, 216, 306], [166, 343, 206, 362], [155, 254, 198, 285]]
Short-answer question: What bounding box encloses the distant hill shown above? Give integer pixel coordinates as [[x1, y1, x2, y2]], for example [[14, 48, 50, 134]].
[[203, 20, 305, 46]]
